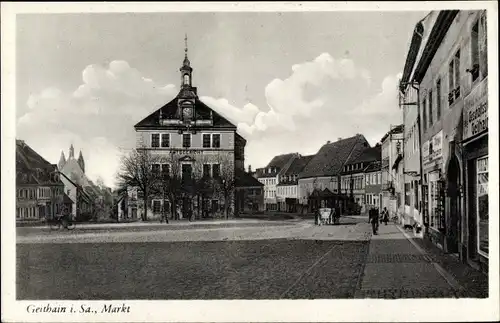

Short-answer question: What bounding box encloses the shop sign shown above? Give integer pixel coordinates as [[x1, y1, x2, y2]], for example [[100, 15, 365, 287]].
[[463, 77, 488, 141], [422, 141, 430, 164]]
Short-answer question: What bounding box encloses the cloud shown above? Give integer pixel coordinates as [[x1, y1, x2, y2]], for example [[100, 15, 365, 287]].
[[17, 54, 403, 185], [17, 60, 177, 188]]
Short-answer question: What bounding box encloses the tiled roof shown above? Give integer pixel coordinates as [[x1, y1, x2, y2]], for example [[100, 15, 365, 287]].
[[364, 161, 382, 173], [284, 155, 315, 176], [235, 170, 264, 188], [346, 145, 381, 165], [266, 153, 297, 169], [134, 91, 237, 130], [300, 134, 369, 179], [16, 140, 61, 186]]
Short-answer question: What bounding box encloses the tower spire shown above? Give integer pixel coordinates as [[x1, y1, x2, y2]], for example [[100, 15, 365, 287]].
[[184, 33, 188, 59]]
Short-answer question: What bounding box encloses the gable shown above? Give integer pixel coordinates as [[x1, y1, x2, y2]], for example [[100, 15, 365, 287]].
[[135, 95, 237, 130]]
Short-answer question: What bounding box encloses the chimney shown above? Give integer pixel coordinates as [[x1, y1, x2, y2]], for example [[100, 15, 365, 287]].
[[327, 140, 331, 144], [338, 137, 342, 141], [248, 165, 252, 173]]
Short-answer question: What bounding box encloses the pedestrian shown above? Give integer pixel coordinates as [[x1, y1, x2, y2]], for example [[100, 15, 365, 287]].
[[369, 207, 379, 235], [382, 207, 389, 225]]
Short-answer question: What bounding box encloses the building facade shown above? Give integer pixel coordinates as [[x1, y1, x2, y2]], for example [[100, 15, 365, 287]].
[[235, 170, 265, 213], [16, 139, 66, 223], [133, 41, 245, 220], [364, 161, 383, 211], [340, 145, 382, 213], [380, 125, 405, 221], [276, 155, 314, 212], [256, 153, 298, 211], [299, 135, 370, 213], [399, 10, 489, 272]]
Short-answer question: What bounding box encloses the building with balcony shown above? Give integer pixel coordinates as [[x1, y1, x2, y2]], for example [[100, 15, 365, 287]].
[[133, 38, 245, 220], [399, 10, 489, 272]]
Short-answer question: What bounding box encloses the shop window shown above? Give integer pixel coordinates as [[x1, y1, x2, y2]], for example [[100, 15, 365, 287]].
[[477, 156, 488, 256]]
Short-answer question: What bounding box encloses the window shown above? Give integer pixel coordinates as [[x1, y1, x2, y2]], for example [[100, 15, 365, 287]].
[[203, 164, 211, 177], [477, 156, 488, 256], [161, 164, 170, 176], [480, 13, 488, 78], [152, 200, 162, 213], [448, 50, 461, 105], [161, 134, 170, 148], [212, 164, 220, 178], [151, 134, 160, 148], [422, 97, 427, 131], [212, 134, 221, 148], [152, 164, 161, 174], [471, 20, 480, 82], [428, 89, 433, 126], [203, 134, 211, 148], [436, 79, 442, 120], [182, 133, 191, 148], [454, 50, 460, 98]]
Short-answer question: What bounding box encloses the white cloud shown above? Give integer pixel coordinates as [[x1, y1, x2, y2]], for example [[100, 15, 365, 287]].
[[17, 54, 403, 184], [17, 60, 177, 188]]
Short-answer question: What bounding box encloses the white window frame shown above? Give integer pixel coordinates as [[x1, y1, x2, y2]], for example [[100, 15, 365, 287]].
[[211, 133, 221, 148], [202, 133, 212, 148], [151, 133, 160, 148], [182, 133, 192, 148], [160, 133, 170, 148]]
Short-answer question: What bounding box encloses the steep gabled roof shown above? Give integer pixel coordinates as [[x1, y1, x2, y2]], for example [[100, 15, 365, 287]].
[[300, 135, 369, 179], [266, 153, 297, 169], [16, 140, 61, 186], [381, 124, 404, 143], [364, 160, 382, 173], [134, 95, 236, 130], [284, 155, 315, 176]]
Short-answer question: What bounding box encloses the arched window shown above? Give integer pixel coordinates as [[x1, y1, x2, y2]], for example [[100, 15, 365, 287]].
[[183, 74, 190, 85]]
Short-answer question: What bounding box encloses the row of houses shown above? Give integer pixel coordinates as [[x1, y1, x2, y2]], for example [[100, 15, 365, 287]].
[[16, 140, 98, 223], [16, 140, 95, 223], [396, 9, 489, 273], [254, 134, 392, 215]]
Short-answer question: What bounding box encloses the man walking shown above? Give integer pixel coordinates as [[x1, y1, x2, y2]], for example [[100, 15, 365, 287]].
[[369, 207, 379, 235], [381, 207, 389, 225]]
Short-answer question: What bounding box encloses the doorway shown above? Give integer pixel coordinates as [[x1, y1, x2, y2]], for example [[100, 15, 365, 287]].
[[447, 156, 461, 254]]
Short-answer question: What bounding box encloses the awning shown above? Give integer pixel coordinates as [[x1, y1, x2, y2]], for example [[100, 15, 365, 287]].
[[392, 154, 403, 170]]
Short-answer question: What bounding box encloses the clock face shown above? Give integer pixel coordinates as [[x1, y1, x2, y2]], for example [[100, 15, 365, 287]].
[[183, 107, 193, 119]]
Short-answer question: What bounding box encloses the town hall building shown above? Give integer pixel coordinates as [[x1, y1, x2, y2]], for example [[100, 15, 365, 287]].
[[132, 37, 246, 220]]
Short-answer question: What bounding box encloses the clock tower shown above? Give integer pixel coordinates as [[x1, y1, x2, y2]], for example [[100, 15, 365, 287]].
[[178, 34, 196, 125]]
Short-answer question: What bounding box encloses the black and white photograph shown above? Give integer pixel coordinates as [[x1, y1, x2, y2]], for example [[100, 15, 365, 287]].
[[1, 2, 498, 322]]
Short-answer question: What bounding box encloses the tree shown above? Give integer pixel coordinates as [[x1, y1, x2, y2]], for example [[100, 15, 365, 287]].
[[214, 152, 236, 219], [116, 145, 161, 221], [154, 152, 183, 222]]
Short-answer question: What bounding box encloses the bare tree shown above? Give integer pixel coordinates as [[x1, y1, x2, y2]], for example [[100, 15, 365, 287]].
[[116, 145, 161, 221], [214, 152, 236, 219], [155, 152, 182, 222]]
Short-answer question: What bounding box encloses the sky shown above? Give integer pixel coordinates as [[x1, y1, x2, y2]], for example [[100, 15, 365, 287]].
[[16, 10, 428, 188]]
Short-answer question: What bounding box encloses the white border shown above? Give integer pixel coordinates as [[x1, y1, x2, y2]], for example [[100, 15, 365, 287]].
[[476, 155, 488, 258], [2, 2, 499, 323]]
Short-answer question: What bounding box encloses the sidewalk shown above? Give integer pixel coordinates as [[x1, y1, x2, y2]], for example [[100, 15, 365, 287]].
[[355, 223, 469, 298]]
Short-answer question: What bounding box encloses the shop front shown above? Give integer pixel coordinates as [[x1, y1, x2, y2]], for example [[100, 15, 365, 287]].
[[462, 76, 488, 273], [422, 131, 447, 251]]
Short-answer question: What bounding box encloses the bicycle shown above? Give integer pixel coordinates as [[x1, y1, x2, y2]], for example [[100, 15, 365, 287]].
[[47, 215, 76, 230]]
